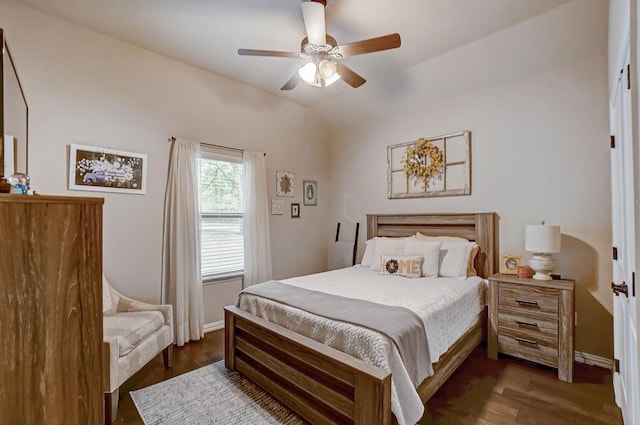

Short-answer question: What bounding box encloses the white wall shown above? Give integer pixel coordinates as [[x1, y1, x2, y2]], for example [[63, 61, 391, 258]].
[[0, 1, 330, 323], [325, 1, 613, 359], [609, 0, 630, 89]]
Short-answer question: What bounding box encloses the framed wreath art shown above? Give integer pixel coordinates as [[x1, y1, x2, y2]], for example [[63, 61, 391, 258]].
[[387, 131, 471, 199]]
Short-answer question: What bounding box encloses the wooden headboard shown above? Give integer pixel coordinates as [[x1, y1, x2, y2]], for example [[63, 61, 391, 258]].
[[366, 212, 499, 278]]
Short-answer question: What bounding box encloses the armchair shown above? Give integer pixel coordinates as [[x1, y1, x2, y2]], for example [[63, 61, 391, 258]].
[[102, 275, 174, 424]]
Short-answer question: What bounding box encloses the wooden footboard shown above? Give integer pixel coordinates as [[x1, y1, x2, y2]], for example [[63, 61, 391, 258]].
[[225, 305, 392, 425], [416, 311, 485, 401], [225, 306, 485, 424]]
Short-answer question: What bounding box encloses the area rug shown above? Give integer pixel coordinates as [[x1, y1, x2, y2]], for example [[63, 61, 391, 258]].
[[130, 361, 305, 424]]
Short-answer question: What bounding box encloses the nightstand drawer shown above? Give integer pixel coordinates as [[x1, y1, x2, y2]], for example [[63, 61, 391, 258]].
[[499, 284, 559, 316], [498, 331, 558, 368], [498, 311, 559, 341]]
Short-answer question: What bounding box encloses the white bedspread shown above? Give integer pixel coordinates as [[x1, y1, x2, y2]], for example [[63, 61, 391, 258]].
[[237, 266, 486, 425]]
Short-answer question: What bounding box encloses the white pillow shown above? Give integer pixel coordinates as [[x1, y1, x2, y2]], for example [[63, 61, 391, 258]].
[[415, 233, 479, 277], [438, 241, 476, 278], [404, 238, 442, 277], [369, 237, 406, 271], [360, 238, 376, 267], [378, 254, 423, 278]]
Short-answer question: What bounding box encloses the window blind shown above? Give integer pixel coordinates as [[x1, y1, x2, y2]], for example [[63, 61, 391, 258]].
[[199, 146, 244, 282]]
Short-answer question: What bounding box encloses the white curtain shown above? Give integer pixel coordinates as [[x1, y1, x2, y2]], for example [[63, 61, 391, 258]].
[[161, 138, 204, 346], [243, 151, 272, 288]]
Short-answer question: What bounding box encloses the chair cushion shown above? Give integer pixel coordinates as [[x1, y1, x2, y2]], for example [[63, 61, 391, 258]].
[[103, 275, 114, 313], [104, 311, 165, 357]]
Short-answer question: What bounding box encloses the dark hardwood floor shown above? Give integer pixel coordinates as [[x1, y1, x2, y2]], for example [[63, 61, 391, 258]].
[[115, 330, 622, 425]]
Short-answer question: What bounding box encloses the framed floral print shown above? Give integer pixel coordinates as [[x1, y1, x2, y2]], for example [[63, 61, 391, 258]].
[[68, 144, 147, 194]]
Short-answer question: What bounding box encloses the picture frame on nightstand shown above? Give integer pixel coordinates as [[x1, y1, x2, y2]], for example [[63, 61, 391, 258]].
[[500, 253, 520, 275]]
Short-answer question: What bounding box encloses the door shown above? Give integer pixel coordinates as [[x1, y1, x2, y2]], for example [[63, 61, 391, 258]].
[[611, 44, 640, 425]]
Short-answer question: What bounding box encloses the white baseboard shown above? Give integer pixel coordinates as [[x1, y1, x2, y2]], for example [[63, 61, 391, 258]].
[[204, 320, 224, 333], [575, 351, 612, 369]]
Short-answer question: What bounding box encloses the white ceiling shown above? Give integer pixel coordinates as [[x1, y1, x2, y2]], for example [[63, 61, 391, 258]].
[[15, 0, 574, 108]]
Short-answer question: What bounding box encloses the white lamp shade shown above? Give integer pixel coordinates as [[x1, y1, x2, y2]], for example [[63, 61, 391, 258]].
[[525, 224, 561, 253]]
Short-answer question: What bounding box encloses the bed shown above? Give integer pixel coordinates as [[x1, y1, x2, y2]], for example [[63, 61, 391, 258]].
[[224, 212, 499, 424]]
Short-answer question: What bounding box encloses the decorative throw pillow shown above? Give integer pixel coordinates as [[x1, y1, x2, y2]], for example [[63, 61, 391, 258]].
[[378, 254, 423, 278], [403, 238, 442, 277], [369, 237, 406, 271], [467, 243, 479, 276]]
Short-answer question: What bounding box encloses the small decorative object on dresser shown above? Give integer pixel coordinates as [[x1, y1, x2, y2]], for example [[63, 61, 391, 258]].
[[516, 265, 534, 279], [488, 273, 575, 382], [500, 254, 520, 275]]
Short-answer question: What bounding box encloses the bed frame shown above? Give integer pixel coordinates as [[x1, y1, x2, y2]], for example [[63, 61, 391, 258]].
[[225, 212, 499, 424]]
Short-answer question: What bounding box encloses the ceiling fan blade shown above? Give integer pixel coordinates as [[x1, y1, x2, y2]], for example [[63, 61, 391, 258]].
[[337, 33, 401, 58], [281, 74, 302, 90], [238, 48, 302, 58], [300, 1, 326, 46], [335, 62, 366, 88]]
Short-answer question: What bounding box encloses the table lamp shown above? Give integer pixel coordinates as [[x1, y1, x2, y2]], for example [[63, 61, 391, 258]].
[[525, 222, 561, 280]]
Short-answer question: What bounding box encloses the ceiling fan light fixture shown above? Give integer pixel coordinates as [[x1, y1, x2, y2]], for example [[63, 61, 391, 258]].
[[298, 61, 317, 83], [318, 59, 337, 79], [239, 0, 400, 91]]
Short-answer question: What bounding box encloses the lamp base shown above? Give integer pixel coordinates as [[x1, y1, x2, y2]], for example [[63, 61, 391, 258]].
[[529, 253, 555, 281]]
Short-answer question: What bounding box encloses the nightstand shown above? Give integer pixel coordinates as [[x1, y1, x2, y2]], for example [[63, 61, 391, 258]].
[[487, 274, 575, 382]]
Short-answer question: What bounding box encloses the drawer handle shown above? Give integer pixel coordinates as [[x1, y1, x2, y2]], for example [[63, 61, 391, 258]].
[[515, 320, 538, 327], [514, 336, 538, 345], [516, 299, 538, 307]]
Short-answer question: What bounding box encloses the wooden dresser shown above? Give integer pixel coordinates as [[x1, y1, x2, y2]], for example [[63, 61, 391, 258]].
[[488, 273, 575, 382], [0, 194, 104, 424]]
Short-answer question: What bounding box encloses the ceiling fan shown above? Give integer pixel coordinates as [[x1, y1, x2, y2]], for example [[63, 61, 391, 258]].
[[237, 0, 401, 90]]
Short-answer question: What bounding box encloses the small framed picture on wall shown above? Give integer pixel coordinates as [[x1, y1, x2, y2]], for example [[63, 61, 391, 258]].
[[276, 171, 294, 197], [303, 180, 317, 206], [291, 203, 300, 218], [271, 199, 284, 215]]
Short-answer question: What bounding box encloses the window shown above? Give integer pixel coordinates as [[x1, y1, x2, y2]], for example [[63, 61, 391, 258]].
[[199, 146, 244, 282]]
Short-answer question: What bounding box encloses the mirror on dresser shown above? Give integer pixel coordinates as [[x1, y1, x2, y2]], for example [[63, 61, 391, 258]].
[[0, 28, 29, 178]]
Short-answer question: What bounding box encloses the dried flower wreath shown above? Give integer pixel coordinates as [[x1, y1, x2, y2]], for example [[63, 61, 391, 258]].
[[401, 138, 444, 187]]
